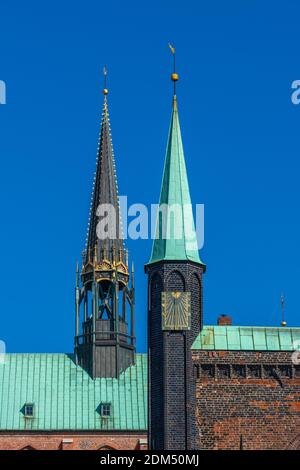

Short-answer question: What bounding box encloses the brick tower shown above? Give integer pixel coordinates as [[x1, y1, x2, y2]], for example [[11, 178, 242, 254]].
[[145, 57, 205, 450]]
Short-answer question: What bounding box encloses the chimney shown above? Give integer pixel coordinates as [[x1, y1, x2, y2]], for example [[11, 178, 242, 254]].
[[217, 314, 232, 326]]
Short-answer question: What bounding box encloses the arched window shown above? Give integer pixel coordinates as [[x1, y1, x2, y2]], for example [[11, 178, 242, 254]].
[[190, 272, 202, 332], [167, 270, 185, 291], [20, 445, 36, 450]]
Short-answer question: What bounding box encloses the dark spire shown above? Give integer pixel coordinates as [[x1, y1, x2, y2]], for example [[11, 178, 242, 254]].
[[85, 87, 125, 268], [75, 73, 135, 379]]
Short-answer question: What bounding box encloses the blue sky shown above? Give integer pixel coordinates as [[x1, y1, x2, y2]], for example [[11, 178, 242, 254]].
[[0, 1, 299, 353]]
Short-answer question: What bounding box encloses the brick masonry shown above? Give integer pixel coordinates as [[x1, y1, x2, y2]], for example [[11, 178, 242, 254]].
[[145, 260, 204, 450], [0, 432, 148, 450], [193, 350, 300, 450]]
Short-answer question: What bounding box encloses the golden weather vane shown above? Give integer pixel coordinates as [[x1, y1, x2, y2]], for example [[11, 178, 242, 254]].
[[168, 43, 178, 96], [103, 66, 108, 95]]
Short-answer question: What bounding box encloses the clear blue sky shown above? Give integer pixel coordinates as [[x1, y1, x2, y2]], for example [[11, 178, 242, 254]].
[[0, 1, 299, 353]]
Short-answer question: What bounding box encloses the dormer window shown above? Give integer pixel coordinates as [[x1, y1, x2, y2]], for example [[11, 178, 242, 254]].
[[24, 403, 34, 418], [100, 403, 111, 418]]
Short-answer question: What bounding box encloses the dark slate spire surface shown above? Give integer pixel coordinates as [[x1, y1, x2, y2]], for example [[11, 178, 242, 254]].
[[85, 93, 125, 266]]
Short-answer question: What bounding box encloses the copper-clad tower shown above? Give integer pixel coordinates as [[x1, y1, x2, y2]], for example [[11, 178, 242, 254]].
[[145, 48, 205, 449]]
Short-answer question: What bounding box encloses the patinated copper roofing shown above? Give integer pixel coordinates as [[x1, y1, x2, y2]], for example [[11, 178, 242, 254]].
[[147, 97, 205, 266], [0, 353, 147, 431], [192, 325, 300, 351]]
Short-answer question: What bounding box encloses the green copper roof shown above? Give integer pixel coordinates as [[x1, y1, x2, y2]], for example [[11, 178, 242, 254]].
[[192, 325, 300, 351], [148, 97, 205, 266], [0, 353, 147, 431]]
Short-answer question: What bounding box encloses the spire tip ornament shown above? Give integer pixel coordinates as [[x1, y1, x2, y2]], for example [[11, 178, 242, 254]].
[[168, 43, 178, 95], [103, 65, 108, 95]]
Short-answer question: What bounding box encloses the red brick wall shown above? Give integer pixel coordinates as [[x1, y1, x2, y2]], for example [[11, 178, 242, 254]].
[[193, 350, 300, 450], [0, 432, 148, 450]]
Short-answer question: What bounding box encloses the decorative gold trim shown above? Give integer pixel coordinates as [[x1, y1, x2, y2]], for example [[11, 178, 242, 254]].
[[115, 261, 129, 274], [95, 259, 113, 271], [96, 277, 112, 283], [82, 261, 94, 273], [96, 277, 128, 287]]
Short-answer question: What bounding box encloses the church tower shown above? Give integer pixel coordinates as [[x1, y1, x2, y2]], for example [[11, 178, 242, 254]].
[[75, 74, 135, 378], [145, 53, 205, 449]]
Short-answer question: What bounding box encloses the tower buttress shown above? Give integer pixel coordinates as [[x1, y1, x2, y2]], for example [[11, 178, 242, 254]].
[[75, 77, 135, 378]]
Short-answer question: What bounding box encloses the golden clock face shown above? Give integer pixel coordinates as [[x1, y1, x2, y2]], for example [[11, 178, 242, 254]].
[[161, 291, 191, 330]]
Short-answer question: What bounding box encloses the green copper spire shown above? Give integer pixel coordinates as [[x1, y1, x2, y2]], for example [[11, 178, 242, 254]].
[[148, 94, 205, 266]]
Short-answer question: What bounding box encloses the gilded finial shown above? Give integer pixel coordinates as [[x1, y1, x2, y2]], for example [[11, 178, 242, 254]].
[[103, 66, 108, 95], [168, 43, 178, 96], [281, 293, 287, 327]]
